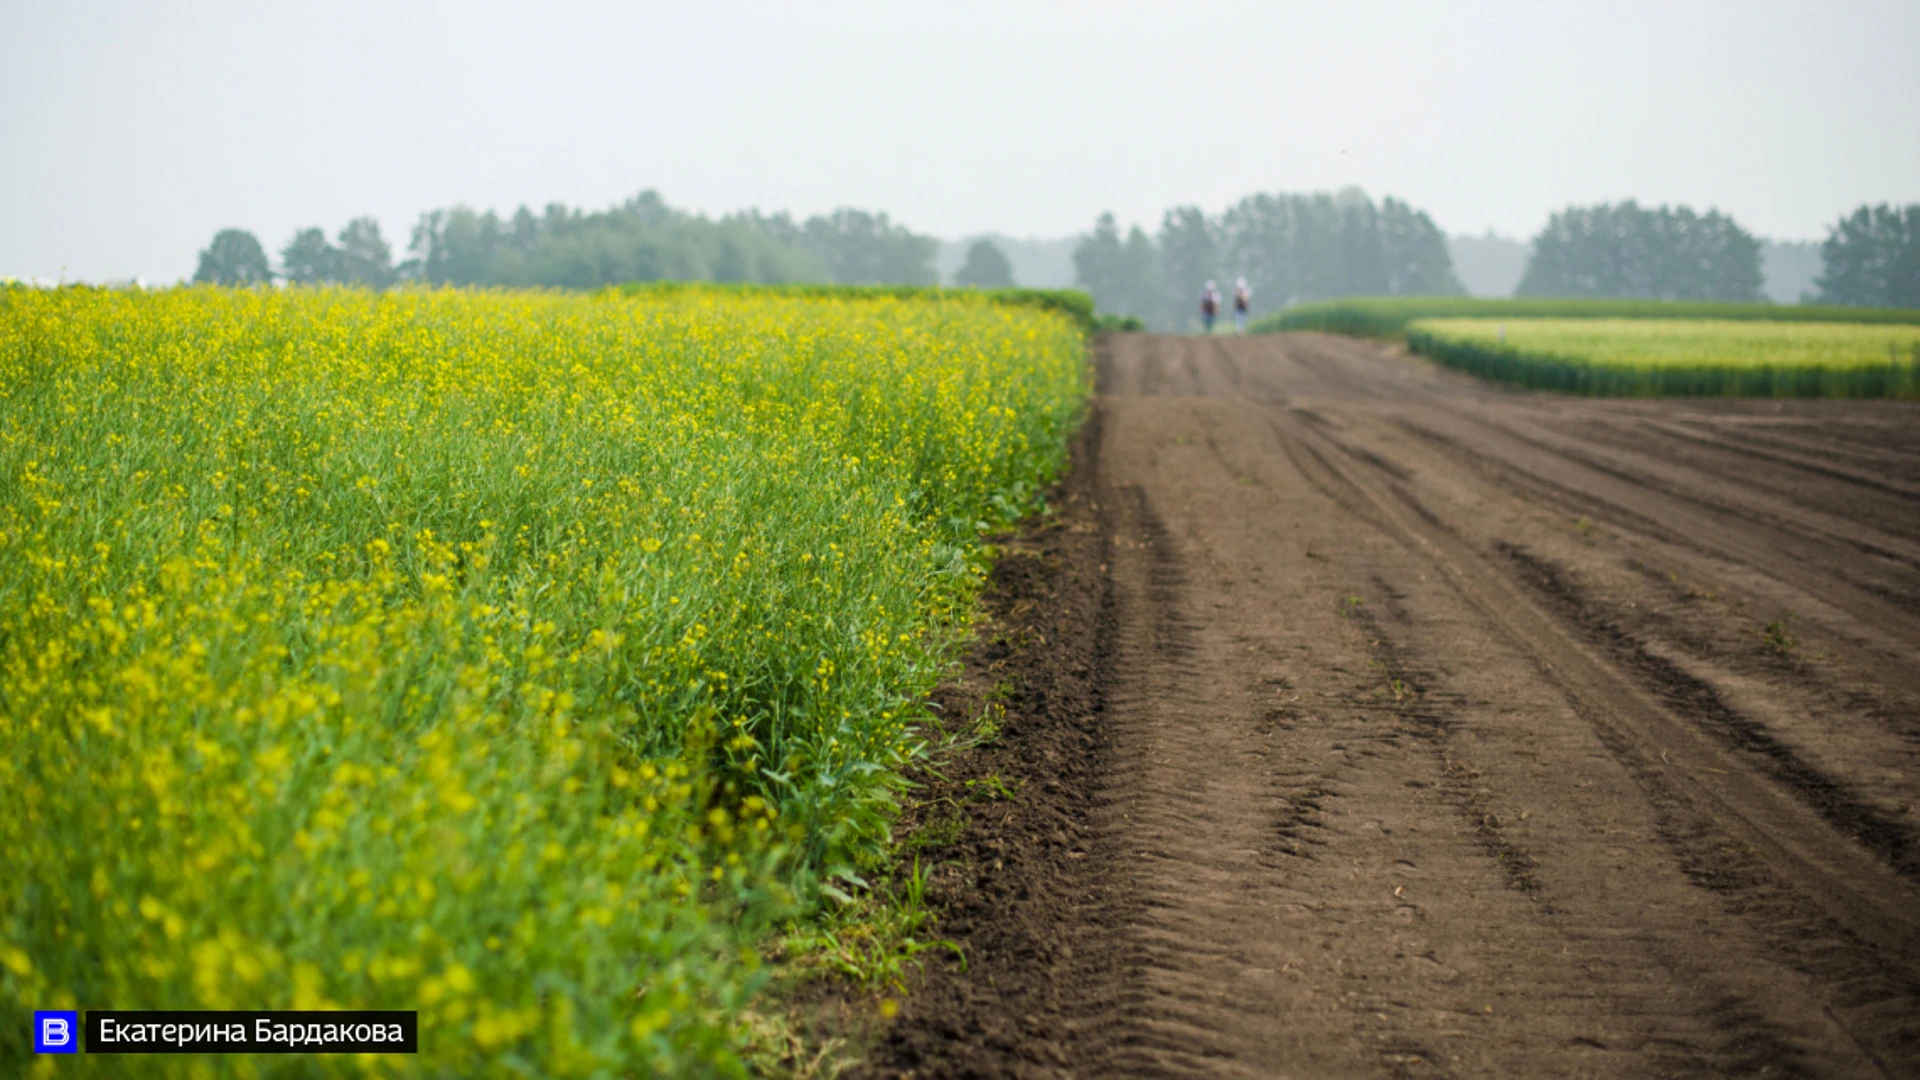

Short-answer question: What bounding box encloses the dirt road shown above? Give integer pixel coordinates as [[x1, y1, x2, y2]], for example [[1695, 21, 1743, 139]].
[[868, 332, 1920, 1079]]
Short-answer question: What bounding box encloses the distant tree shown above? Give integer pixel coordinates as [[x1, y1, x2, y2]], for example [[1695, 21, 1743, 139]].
[[935, 235, 1078, 289], [623, 189, 680, 230], [1157, 207, 1217, 327], [1331, 191, 1386, 297], [1207, 188, 1461, 318], [1379, 198, 1464, 296], [1071, 214, 1123, 309], [1815, 204, 1920, 308], [1518, 201, 1763, 301], [278, 218, 394, 287], [954, 239, 1015, 288], [719, 215, 828, 283], [1120, 225, 1160, 321], [335, 217, 395, 288], [279, 227, 337, 285], [409, 207, 506, 286], [541, 202, 575, 243], [735, 209, 806, 251], [249, 193, 758, 288], [712, 238, 750, 283], [1073, 213, 1162, 323], [398, 194, 828, 289], [1216, 194, 1302, 311], [719, 214, 819, 283], [193, 228, 273, 286], [509, 205, 542, 258], [406, 210, 453, 283], [801, 209, 938, 285]]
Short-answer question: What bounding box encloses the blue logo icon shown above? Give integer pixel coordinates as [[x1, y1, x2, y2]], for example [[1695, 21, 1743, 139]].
[[34, 1010, 79, 1053]]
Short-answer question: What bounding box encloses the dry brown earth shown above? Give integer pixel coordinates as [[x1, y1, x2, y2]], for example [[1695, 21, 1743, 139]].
[[862, 331, 1920, 1079]]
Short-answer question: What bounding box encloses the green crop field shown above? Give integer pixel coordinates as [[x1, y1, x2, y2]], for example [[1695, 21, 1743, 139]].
[[1250, 296, 1920, 338], [1405, 317, 1920, 397], [0, 284, 1087, 1075]]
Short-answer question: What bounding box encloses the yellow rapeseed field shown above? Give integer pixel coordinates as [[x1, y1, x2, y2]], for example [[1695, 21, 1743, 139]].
[[0, 285, 1087, 1076]]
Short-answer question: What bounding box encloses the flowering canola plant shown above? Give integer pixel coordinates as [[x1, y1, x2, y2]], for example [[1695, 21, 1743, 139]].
[[0, 284, 1087, 1076]]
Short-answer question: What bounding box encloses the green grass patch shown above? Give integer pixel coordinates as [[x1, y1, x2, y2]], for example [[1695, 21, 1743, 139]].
[[1405, 318, 1920, 398], [1251, 295, 1920, 338]]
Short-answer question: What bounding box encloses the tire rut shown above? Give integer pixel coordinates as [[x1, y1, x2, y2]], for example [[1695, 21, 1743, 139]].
[[867, 332, 1920, 1079]]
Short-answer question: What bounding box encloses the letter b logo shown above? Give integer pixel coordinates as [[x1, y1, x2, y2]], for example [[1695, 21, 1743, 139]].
[[34, 1010, 78, 1053]]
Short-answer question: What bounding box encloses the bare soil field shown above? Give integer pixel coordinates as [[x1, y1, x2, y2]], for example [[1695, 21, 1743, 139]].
[[861, 332, 1920, 1079]]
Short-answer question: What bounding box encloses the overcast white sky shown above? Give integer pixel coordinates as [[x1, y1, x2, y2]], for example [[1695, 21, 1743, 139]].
[[4, 0, 1917, 282]]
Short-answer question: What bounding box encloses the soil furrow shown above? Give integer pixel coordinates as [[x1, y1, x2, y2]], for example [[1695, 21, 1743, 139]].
[[865, 332, 1920, 1079]]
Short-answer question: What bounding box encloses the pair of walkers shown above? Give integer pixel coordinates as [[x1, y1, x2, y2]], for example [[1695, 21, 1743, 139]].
[[1199, 278, 1251, 334]]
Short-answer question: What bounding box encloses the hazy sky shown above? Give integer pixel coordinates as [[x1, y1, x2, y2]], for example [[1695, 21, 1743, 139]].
[[5, 0, 1917, 282]]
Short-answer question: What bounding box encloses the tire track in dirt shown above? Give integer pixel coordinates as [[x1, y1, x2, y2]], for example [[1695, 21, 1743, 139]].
[[1277, 404, 1920, 946], [868, 333, 1920, 1078]]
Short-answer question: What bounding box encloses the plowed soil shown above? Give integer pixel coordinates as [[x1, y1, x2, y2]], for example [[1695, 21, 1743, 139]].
[[862, 332, 1920, 1079]]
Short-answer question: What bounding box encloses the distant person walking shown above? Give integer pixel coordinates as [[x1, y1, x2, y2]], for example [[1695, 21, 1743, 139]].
[[1232, 277, 1251, 334], [1200, 280, 1221, 334]]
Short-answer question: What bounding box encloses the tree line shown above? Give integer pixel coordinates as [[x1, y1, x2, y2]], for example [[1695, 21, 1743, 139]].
[[192, 193, 1920, 312], [1070, 188, 1462, 330], [1517, 201, 1763, 301], [1515, 200, 1917, 308], [193, 191, 941, 290], [1812, 204, 1920, 309]]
